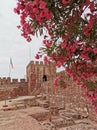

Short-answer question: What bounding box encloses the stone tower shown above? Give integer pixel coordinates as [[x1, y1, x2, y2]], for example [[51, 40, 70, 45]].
[[26, 61, 56, 94]]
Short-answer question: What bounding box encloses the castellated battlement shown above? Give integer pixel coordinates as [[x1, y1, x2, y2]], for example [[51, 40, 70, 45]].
[[27, 61, 43, 68], [0, 77, 28, 100], [0, 77, 27, 85], [26, 60, 54, 69]]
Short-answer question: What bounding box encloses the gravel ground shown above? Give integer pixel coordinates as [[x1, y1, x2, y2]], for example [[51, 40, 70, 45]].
[[0, 96, 97, 130], [0, 108, 46, 130]]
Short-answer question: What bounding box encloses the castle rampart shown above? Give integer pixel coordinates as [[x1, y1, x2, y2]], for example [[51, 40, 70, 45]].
[[0, 77, 28, 100], [0, 77, 27, 85]]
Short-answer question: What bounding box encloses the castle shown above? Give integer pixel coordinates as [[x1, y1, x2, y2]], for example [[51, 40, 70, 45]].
[[0, 61, 56, 100], [0, 60, 97, 122], [26, 61, 56, 94]]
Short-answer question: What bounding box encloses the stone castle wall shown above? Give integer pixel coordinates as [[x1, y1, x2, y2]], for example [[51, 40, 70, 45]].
[[0, 77, 28, 100], [26, 61, 56, 94], [0, 77, 26, 85]]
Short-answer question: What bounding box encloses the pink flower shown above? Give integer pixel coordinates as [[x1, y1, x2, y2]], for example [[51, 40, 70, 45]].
[[89, 2, 95, 12], [61, 42, 67, 48], [83, 26, 90, 36], [93, 48, 97, 55], [62, 0, 71, 4], [54, 78, 58, 87], [20, 14, 26, 25], [36, 14, 42, 23], [17, 25, 21, 29], [13, 8, 20, 14], [88, 15, 93, 29], [17, 3, 24, 10], [27, 36, 31, 42], [39, 1, 46, 9], [57, 61, 62, 67], [81, 54, 90, 60], [43, 40, 52, 47], [32, 7, 39, 14], [44, 56, 49, 64], [65, 67, 72, 76], [43, 8, 53, 20], [54, 76, 61, 87], [35, 54, 39, 59]]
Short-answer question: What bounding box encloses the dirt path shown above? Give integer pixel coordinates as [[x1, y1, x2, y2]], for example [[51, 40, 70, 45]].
[[0, 107, 47, 130]]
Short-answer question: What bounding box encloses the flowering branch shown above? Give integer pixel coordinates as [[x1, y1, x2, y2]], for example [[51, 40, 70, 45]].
[[14, 0, 97, 113]]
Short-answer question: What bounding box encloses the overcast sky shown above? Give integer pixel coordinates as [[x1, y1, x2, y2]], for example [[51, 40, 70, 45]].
[[0, 0, 43, 79]]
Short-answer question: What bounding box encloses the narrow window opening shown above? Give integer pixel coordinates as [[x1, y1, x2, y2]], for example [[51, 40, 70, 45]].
[[43, 75, 47, 82]]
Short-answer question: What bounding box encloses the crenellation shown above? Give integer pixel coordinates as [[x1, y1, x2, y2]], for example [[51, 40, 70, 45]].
[[26, 61, 34, 69], [12, 79, 18, 84], [0, 77, 27, 86], [31, 60, 34, 64], [20, 78, 26, 83], [44, 62, 48, 66], [36, 61, 39, 65], [2, 77, 7, 85], [7, 77, 11, 84], [40, 61, 43, 65], [0, 78, 2, 85]]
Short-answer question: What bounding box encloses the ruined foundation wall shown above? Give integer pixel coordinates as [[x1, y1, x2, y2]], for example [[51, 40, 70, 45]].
[[42, 74, 97, 123]]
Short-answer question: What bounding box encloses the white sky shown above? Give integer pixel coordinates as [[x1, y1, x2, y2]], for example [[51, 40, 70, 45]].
[[0, 0, 43, 79]]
